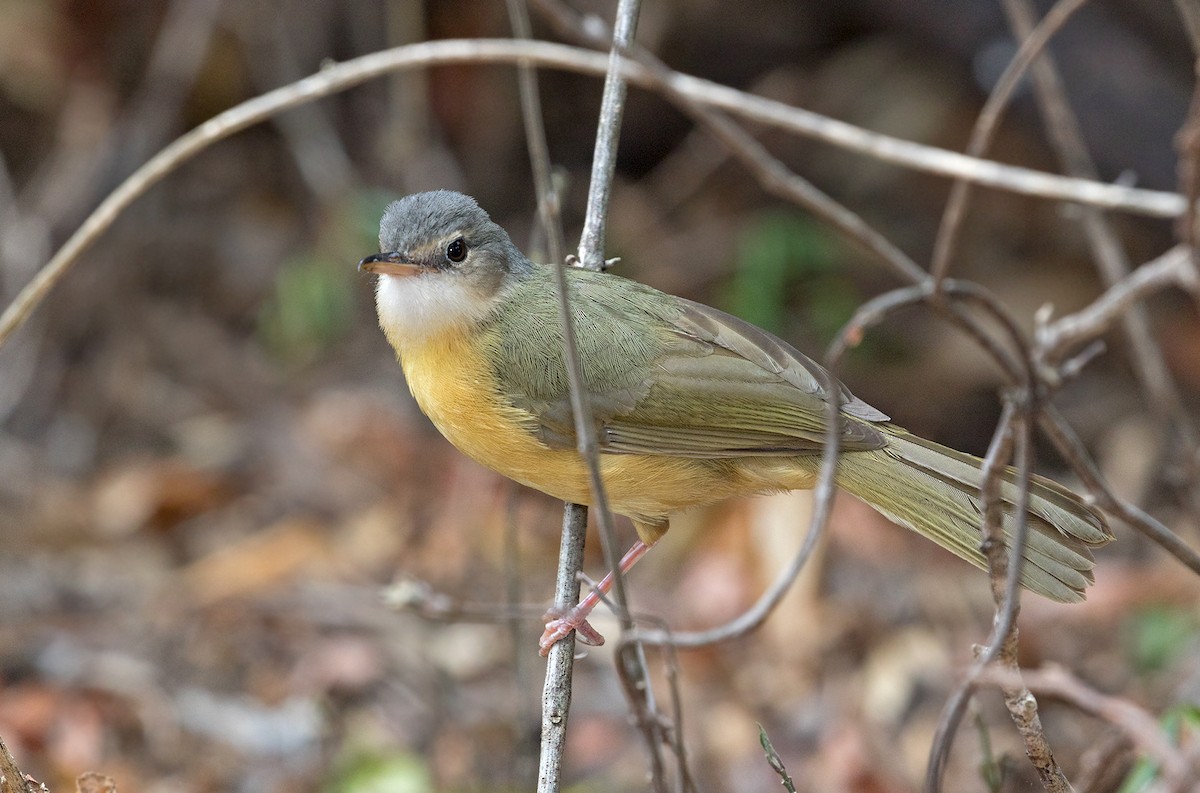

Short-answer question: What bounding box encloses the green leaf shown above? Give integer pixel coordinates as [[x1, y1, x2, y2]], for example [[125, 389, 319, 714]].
[[322, 749, 431, 793], [1123, 606, 1198, 674]]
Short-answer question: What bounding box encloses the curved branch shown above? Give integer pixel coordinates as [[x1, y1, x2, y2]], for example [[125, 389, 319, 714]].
[[0, 38, 1185, 349]]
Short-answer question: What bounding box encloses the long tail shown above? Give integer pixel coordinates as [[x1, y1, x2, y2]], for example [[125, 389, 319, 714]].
[[836, 425, 1113, 603]]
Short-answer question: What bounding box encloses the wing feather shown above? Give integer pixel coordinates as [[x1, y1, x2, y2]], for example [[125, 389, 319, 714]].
[[489, 267, 888, 458]]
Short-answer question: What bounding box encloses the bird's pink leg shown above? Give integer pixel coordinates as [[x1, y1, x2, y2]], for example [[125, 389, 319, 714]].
[[539, 540, 652, 656]]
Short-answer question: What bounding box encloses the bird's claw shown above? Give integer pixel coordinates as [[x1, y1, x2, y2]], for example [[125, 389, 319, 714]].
[[539, 606, 606, 656]]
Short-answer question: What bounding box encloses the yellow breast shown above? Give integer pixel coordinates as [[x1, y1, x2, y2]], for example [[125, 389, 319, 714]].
[[397, 326, 593, 503], [392, 325, 807, 532]]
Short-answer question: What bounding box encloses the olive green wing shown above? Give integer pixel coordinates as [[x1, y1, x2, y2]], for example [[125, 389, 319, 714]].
[[488, 268, 887, 458], [593, 299, 888, 456]]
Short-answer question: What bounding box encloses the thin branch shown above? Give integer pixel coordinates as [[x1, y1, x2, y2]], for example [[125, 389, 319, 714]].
[[925, 404, 1020, 793], [546, 1, 664, 790], [0, 734, 44, 793], [565, 0, 644, 634], [990, 415, 1072, 793], [577, 0, 641, 272], [0, 38, 1187, 349], [502, 16, 577, 790], [507, 0, 567, 267], [1002, 0, 1200, 476], [929, 0, 1092, 283], [615, 641, 667, 793], [1038, 407, 1200, 577], [1037, 245, 1198, 362], [537, 503, 587, 793], [978, 665, 1199, 790], [996, 661, 1072, 793], [661, 640, 699, 793]]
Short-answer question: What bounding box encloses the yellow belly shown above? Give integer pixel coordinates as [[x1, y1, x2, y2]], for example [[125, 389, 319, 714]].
[[395, 328, 817, 533]]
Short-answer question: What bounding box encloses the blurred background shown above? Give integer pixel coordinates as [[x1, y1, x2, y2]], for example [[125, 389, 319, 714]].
[[1, 0, 1198, 791]]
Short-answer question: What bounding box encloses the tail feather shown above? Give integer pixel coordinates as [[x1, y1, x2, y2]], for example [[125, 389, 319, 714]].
[[837, 426, 1113, 603]]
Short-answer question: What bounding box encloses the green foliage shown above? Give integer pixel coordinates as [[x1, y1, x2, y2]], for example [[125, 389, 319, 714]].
[[723, 210, 857, 342], [973, 710, 1004, 793], [322, 748, 432, 793], [1116, 704, 1200, 793], [757, 722, 797, 793], [258, 252, 354, 365], [1122, 605, 1198, 674], [258, 192, 387, 366]]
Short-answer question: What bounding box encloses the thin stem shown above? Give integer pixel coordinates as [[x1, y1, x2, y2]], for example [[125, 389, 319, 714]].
[[578, 0, 642, 272], [537, 503, 587, 793], [507, 0, 566, 267], [1, 38, 1186, 349], [978, 665, 1199, 789], [1002, 0, 1199, 464], [1037, 246, 1198, 362], [929, 0, 1092, 283]]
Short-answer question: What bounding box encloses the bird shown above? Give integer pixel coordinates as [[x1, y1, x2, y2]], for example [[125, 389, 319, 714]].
[[358, 190, 1112, 655]]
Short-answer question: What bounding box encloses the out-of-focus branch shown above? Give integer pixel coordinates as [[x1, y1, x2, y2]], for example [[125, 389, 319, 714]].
[[929, 0, 1091, 282], [1038, 408, 1200, 577], [507, 0, 566, 267], [1174, 0, 1200, 56], [1003, 0, 1200, 515], [1, 38, 1188, 350]]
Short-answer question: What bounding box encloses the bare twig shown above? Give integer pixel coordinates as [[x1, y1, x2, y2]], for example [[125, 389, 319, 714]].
[[541, 1, 664, 790], [1037, 246, 1198, 361], [1002, 0, 1200, 504], [980, 404, 1021, 624], [565, 0, 643, 634], [1038, 407, 1200, 577], [614, 641, 667, 793], [577, 0, 641, 272], [502, 15, 572, 788], [929, 0, 1092, 283], [537, 0, 848, 652], [978, 665, 1199, 790], [988, 415, 1071, 793], [0, 734, 45, 793], [1, 38, 1189, 350], [507, 0, 567, 266], [922, 5, 1199, 782], [537, 503, 587, 793], [996, 661, 1072, 793], [660, 640, 698, 793], [926, 404, 1030, 793]]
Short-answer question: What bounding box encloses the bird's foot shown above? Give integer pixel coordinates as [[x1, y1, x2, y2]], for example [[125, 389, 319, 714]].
[[539, 606, 606, 656]]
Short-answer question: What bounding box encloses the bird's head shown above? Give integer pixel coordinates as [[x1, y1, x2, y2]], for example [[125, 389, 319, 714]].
[[359, 190, 532, 346]]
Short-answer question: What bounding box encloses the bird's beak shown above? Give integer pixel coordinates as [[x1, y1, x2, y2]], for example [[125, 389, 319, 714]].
[[358, 251, 423, 277]]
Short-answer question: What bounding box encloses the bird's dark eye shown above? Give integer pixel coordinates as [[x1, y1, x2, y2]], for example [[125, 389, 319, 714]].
[[445, 238, 467, 263]]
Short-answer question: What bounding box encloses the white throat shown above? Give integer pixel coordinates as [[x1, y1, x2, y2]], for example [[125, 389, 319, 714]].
[[374, 272, 494, 348]]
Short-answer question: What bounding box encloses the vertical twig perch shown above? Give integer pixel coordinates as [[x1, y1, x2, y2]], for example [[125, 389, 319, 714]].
[[538, 0, 659, 791]]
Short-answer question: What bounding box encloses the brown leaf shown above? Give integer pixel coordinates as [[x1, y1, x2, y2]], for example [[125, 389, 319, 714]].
[[181, 518, 332, 605]]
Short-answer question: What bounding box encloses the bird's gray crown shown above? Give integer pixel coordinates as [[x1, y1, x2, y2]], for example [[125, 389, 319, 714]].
[[379, 190, 506, 253]]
